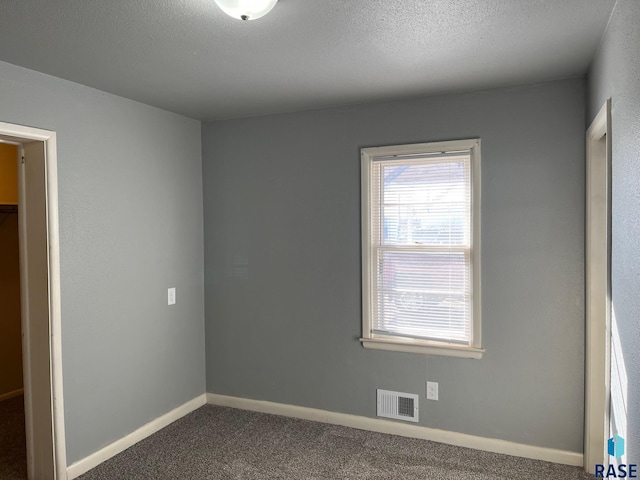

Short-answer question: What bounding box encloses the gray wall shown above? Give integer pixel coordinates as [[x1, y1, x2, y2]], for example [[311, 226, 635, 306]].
[[0, 60, 205, 464], [588, 0, 640, 464], [202, 78, 586, 452]]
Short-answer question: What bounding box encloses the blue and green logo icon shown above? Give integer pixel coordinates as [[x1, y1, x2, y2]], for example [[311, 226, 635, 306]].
[[609, 435, 625, 459]]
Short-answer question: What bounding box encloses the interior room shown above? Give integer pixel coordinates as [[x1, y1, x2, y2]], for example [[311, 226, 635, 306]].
[[0, 1, 637, 479], [0, 142, 26, 478]]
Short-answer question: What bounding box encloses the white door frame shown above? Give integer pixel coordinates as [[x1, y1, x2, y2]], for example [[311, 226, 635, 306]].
[[0, 121, 67, 480], [584, 99, 612, 473]]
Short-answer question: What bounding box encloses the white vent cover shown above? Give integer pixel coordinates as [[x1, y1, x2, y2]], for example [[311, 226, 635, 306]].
[[376, 389, 419, 422]]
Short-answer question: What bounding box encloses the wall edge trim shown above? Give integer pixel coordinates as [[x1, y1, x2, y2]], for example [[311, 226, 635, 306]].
[[206, 392, 583, 467], [66, 393, 207, 479], [0, 388, 24, 402]]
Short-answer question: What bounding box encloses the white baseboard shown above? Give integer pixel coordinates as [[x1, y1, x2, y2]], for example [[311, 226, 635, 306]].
[[0, 388, 24, 402], [67, 394, 207, 479], [206, 393, 583, 467]]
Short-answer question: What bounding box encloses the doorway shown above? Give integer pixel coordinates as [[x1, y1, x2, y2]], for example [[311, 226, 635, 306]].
[[0, 142, 26, 479], [584, 99, 612, 473], [0, 122, 66, 480]]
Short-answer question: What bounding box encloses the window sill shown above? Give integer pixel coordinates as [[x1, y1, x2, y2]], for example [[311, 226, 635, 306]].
[[360, 337, 484, 359]]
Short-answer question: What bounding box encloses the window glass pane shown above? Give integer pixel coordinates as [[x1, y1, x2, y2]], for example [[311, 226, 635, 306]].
[[368, 149, 475, 346], [380, 159, 470, 247], [374, 250, 471, 343]]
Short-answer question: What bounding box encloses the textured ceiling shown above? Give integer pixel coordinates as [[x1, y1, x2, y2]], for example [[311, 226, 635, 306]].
[[0, 0, 615, 120]]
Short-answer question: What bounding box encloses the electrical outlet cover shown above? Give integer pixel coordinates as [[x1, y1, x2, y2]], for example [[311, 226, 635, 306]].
[[426, 381, 438, 401]]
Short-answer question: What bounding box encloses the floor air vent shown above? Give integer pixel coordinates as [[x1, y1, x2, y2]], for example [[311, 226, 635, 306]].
[[376, 389, 419, 422]]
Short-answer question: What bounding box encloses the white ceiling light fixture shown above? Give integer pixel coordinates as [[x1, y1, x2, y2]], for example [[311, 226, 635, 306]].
[[214, 0, 278, 21]]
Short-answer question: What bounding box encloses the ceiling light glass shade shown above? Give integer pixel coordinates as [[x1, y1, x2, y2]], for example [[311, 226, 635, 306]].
[[214, 0, 278, 21]]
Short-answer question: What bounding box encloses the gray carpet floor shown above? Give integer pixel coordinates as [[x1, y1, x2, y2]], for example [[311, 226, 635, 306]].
[[79, 405, 595, 479], [0, 395, 27, 480]]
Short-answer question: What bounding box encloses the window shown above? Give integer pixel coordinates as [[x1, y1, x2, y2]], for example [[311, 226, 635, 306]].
[[360, 139, 483, 359]]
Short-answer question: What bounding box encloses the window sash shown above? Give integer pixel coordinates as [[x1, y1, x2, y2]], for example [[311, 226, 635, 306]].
[[371, 246, 472, 344]]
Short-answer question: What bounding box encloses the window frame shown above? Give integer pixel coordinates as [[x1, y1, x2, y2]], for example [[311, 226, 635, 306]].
[[360, 138, 483, 359]]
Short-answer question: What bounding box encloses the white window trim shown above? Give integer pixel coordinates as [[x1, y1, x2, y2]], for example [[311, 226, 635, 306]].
[[360, 138, 483, 359]]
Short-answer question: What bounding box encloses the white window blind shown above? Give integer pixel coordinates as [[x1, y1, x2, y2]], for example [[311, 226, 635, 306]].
[[363, 141, 481, 351], [368, 150, 474, 345]]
